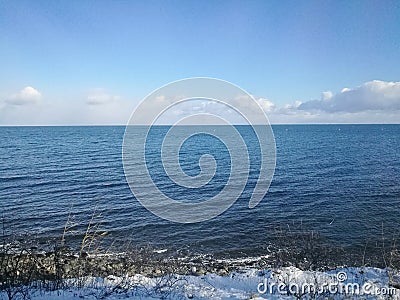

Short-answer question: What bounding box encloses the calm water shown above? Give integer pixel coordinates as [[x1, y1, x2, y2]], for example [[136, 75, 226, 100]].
[[1, 125, 399, 257]]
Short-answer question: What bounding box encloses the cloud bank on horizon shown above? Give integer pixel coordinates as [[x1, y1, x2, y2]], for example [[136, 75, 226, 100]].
[[298, 80, 400, 113], [0, 80, 399, 125], [268, 80, 400, 124]]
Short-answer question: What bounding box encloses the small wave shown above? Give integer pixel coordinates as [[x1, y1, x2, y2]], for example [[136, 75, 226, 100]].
[[153, 249, 168, 254]]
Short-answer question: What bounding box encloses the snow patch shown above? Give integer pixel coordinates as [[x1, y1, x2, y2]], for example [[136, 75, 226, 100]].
[[1, 267, 399, 299]]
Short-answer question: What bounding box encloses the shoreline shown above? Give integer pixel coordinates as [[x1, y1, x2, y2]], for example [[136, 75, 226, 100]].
[[2, 229, 400, 299], [1, 243, 399, 279], [3, 226, 400, 298], [2, 247, 400, 299]]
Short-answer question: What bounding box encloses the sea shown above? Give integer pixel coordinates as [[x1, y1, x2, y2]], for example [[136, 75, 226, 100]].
[[1, 125, 399, 263]]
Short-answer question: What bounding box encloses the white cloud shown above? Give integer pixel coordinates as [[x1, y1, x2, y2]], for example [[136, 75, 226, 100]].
[[280, 100, 302, 112], [126, 82, 400, 125], [321, 91, 333, 101], [264, 80, 400, 124], [0, 87, 134, 125], [87, 89, 120, 105], [1, 80, 399, 125], [255, 97, 275, 112], [232, 94, 276, 113], [298, 80, 400, 113], [150, 94, 277, 125], [5, 86, 42, 105], [341, 87, 350, 93]]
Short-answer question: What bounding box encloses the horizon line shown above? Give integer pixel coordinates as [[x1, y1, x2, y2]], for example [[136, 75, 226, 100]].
[[0, 123, 399, 127]]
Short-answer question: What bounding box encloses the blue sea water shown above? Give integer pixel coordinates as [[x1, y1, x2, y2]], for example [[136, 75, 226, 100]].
[[0, 125, 399, 258]]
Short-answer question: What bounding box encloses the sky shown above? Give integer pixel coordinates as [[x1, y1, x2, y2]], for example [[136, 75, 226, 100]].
[[0, 0, 399, 125]]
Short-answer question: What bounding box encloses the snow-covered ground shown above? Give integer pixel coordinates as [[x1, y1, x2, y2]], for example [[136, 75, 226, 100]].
[[3, 267, 399, 300]]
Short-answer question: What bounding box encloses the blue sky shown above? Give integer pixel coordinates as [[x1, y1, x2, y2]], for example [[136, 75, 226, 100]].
[[0, 0, 399, 124]]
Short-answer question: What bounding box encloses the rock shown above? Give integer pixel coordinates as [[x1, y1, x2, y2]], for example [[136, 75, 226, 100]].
[[217, 268, 228, 276], [195, 268, 206, 276], [389, 272, 400, 289]]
